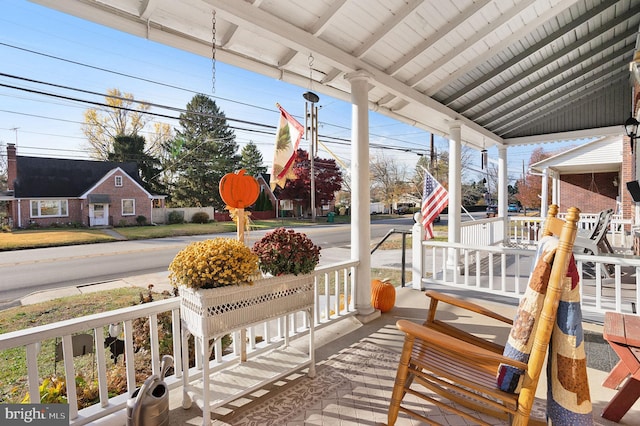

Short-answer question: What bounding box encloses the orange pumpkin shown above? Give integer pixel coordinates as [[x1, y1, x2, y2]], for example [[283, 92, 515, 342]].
[[219, 169, 260, 209], [371, 278, 396, 313]]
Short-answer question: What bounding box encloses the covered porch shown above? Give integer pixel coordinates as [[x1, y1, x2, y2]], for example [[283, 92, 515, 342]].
[[2, 259, 638, 425], [7, 0, 640, 424], [2, 220, 640, 424]]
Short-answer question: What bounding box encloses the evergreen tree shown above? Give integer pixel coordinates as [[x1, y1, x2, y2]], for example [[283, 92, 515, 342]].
[[109, 134, 165, 194], [239, 141, 267, 177], [171, 94, 239, 208]]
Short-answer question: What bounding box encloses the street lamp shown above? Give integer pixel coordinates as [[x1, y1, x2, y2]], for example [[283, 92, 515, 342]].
[[624, 114, 639, 153]]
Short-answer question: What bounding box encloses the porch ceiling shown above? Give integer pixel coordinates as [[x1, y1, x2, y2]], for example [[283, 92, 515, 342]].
[[30, 0, 640, 150]]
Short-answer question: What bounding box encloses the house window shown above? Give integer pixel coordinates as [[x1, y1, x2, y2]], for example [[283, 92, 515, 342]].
[[115, 175, 123, 187], [122, 199, 135, 216], [30, 200, 69, 217]]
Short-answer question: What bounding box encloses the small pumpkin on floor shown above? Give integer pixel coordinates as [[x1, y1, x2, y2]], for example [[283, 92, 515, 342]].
[[371, 278, 396, 312]]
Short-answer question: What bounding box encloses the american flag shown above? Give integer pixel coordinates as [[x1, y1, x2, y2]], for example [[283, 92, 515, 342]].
[[421, 169, 448, 239]]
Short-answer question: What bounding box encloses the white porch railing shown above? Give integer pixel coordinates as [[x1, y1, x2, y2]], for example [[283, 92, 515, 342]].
[[414, 240, 639, 316], [460, 213, 632, 249], [0, 261, 357, 425]]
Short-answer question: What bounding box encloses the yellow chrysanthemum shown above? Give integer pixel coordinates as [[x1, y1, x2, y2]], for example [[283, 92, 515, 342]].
[[169, 238, 259, 289]]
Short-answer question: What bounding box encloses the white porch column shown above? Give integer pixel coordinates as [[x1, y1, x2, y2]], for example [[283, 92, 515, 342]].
[[447, 121, 462, 268], [498, 146, 508, 239], [345, 70, 379, 322], [541, 167, 549, 216], [551, 171, 559, 205]]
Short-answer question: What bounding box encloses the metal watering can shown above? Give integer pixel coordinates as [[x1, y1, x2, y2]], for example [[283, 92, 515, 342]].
[[127, 355, 173, 426]]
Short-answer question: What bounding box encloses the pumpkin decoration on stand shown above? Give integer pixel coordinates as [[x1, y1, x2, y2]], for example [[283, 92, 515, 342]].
[[371, 278, 396, 313], [219, 169, 260, 242]]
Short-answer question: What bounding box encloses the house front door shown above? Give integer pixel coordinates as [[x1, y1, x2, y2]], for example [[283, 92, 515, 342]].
[[89, 203, 109, 226]]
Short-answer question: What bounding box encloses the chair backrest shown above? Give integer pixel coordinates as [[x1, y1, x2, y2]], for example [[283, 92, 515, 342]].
[[587, 208, 613, 241], [512, 204, 581, 425]]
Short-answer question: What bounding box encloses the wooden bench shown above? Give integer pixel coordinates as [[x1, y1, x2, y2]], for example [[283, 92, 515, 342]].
[[602, 311, 640, 422]]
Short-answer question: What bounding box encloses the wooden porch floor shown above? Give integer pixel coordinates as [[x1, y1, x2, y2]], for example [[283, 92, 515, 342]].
[[155, 286, 639, 426]]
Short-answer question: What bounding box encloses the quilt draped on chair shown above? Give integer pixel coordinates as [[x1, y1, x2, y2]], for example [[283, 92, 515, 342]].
[[497, 235, 592, 424]]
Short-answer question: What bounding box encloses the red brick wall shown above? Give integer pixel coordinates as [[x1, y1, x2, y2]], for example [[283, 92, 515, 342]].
[[559, 172, 618, 213], [14, 199, 85, 228], [6, 144, 16, 190], [89, 172, 151, 226]]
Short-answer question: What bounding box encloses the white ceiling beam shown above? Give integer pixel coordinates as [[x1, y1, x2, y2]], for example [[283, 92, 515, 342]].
[[488, 60, 628, 132], [309, 0, 347, 35], [504, 126, 622, 146], [435, 0, 601, 102], [497, 73, 628, 137], [406, 0, 536, 88], [277, 0, 346, 69], [352, 0, 423, 58], [139, 0, 160, 19], [470, 30, 635, 122], [385, 0, 491, 76], [464, 13, 639, 117], [203, 0, 503, 143]]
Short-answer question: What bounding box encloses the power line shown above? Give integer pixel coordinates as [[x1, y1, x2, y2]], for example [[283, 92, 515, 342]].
[[0, 42, 436, 154]]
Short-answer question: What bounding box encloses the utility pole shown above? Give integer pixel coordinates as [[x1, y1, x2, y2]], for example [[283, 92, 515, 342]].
[[10, 127, 18, 146]]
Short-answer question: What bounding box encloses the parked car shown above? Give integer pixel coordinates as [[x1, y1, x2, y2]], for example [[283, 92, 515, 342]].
[[508, 204, 519, 213], [486, 205, 498, 218]]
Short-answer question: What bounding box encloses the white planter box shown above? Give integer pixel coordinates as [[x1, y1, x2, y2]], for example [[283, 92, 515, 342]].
[[179, 274, 316, 426], [179, 274, 314, 339]]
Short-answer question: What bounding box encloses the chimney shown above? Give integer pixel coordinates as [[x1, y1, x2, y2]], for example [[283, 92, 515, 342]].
[[6, 143, 16, 191]]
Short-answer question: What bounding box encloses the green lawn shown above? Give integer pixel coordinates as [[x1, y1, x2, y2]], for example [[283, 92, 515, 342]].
[[0, 214, 414, 251]]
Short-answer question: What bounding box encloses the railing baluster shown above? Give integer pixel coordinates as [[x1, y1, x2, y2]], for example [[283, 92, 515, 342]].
[[149, 313, 160, 376], [26, 342, 39, 404], [94, 327, 109, 407], [123, 320, 136, 394], [62, 334, 79, 419], [171, 309, 182, 379]]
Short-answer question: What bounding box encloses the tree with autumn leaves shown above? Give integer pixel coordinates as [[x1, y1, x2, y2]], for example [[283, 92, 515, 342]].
[[275, 148, 343, 215], [515, 147, 553, 210]]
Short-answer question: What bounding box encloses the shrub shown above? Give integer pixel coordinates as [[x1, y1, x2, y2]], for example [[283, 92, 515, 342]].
[[167, 210, 184, 224], [191, 212, 210, 224], [135, 215, 147, 225]]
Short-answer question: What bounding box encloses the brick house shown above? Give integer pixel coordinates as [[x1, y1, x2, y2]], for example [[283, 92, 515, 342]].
[[529, 136, 624, 217], [2, 144, 162, 228]]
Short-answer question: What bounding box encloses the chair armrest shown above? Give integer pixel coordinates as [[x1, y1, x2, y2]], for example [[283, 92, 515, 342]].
[[425, 290, 513, 325], [396, 319, 528, 371], [573, 235, 596, 251]]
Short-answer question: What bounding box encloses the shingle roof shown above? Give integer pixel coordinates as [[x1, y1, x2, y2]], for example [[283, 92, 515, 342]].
[[14, 156, 142, 198]]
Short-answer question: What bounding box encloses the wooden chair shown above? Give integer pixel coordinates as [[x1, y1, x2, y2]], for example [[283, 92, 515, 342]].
[[387, 205, 581, 426]]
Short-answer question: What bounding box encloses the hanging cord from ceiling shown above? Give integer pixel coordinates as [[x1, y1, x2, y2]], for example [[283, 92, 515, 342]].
[[589, 172, 600, 194], [211, 9, 217, 95]]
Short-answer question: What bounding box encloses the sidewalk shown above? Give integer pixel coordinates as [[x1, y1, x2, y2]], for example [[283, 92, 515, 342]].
[[19, 245, 409, 306]]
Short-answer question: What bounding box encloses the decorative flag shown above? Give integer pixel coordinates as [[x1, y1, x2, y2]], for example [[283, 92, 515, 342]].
[[271, 103, 304, 190], [421, 169, 448, 239]]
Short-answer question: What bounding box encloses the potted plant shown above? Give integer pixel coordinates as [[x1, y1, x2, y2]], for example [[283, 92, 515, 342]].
[[251, 227, 321, 276], [171, 233, 320, 421], [170, 232, 320, 339], [169, 237, 259, 290]]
